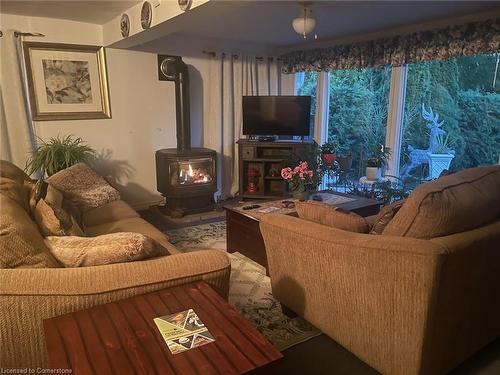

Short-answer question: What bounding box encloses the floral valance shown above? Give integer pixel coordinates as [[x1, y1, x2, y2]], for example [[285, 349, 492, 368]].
[[280, 17, 500, 73]]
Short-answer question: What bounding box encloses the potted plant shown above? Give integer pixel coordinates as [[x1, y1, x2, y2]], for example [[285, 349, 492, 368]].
[[427, 133, 455, 179], [281, 161, 317, 200], [366, 145, 391, 181], [336, 143, 353, 171], [320, 138, 339, 168], [25, 135, 96, 177]]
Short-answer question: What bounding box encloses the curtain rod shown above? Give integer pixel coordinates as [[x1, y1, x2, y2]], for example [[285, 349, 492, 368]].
[[14, 31, 45, 38], [201, 50, 281, 61]]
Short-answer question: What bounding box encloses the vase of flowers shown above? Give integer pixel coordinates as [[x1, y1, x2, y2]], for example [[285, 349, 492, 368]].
[[281, 161, 316, 200]]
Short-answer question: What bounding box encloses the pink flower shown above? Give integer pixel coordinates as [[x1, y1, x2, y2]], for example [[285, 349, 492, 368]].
[[308, 170, 313, 178], [293, 166, 301, 174], [281, 167, 292, 180]]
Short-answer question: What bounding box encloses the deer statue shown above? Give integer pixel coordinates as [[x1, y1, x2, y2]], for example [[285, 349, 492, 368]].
[[400, 104, 448, 177], [423, 105, 446, 152]]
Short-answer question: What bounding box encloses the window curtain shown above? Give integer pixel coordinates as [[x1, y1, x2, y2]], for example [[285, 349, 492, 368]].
[[280, 17, 500, 73], [203, 53, 292, 199], [0, 31, 38, 168]]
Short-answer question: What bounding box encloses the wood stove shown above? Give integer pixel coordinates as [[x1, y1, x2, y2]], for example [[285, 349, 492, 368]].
[[156, 56, 217, 216]]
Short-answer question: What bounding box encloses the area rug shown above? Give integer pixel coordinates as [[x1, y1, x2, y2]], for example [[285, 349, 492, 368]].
[[166, 220, 322, 351]]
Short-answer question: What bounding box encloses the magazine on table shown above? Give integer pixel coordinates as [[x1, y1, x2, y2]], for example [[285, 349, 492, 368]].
[[154, 308, 215, 354], [257, 206, 281, 214]]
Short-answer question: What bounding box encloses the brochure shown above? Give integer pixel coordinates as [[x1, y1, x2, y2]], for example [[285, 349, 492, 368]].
[[154, 308, 215, 354]]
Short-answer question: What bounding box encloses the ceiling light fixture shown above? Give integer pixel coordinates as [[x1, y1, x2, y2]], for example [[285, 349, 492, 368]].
[[292, 2, 317, 39]]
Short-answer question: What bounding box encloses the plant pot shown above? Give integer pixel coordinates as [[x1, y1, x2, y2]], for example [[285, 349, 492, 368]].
[[427, 153, 455, 179], [337, 155, 352, 171], [321, 153, 336, 167], [292, 190, 310, 201], [366, 167, 381, 181]]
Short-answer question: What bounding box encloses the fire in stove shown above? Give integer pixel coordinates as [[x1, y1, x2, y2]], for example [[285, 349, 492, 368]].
[[179, 163, 213, 185]]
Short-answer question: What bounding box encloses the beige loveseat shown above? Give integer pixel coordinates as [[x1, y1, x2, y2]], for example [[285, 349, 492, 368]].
[[260, 165, 500, 375], [0, 161, 230, 368]]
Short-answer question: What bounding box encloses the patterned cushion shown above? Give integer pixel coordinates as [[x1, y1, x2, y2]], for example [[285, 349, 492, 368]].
[[45, 232, 168, 267], [296, 201, 369, 233], [33, 184, 84, 237], [0, 194, 60, 268], [383, 165, 500, 238], [47, 163, 120, 212], [0, 160, 32, 183], [0, 177, 31, 212], [370, 199, 405, 235]]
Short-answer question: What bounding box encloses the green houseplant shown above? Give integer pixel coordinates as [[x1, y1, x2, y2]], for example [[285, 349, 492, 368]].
[[320, 138, 340, 168], [25, 135, 96, 177], [336, 143, 353, 171], [366, 145, 391, 181]]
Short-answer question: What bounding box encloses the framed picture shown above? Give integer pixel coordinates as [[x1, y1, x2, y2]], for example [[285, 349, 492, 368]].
[[23, 42, 111, 121]]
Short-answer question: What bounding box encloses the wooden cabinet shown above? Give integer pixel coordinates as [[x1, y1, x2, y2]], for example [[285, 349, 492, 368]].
[[237, 139, 317, 199]]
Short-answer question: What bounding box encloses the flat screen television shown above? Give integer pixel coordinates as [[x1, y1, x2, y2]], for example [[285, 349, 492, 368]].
[[242, 96, 311, 136]]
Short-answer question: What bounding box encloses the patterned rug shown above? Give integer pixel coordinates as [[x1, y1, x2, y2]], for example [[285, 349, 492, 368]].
[[166, 221, 322, 351]]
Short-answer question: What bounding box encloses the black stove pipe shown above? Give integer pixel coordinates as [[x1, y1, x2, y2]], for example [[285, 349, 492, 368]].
[[160, 56, 191, 151], [173, 58, 191, 151]]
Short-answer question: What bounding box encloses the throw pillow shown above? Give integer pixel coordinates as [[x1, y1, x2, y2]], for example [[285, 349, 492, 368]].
[[0, 177, 31, 212], [46, 163, 120, 212], [45, 232, 169, 267], [369, 199, 405, 235], [0, 194, 61, 268], [296, 201, 370, 233], [33, 184, 84, 237], [0, 160, 32, 183]]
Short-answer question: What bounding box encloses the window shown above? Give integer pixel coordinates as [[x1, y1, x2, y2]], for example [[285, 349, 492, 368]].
[[328, 67, 392, 178], [400, 54, 500, 179], [294, 54, 499, 196], [295, 71, 318, 138]]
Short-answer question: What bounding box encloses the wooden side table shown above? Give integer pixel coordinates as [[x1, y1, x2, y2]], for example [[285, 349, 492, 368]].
[[44, 281, 283, 374]]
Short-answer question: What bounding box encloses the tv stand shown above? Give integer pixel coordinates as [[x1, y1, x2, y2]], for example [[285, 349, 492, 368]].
[[237, 139, 317, 199]]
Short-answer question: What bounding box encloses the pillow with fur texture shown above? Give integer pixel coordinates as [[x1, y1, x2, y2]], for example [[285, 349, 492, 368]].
[[47, 163, 120, 212], [296, 201, 369, 233], [44, 232, 168, 267]]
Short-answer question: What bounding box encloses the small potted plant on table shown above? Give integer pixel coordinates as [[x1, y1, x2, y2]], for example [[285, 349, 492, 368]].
[[281, 161, 317, 200], [320, 138, 339, 168], [366, 145, 391, 181]]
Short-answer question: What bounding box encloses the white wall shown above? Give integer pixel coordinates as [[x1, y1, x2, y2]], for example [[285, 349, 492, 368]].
[[0, 13, 294, 209], [0, 13, 211, 209]]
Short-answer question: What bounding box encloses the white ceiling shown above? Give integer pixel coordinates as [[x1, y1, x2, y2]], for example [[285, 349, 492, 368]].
[[2, 0, 499, 54], [0, 0, 139, 25], [175, 1, 499, 49], [123, 0, 500, 56]]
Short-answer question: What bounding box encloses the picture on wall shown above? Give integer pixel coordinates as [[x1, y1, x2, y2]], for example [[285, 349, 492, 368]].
[[23, 42, 111, 120]]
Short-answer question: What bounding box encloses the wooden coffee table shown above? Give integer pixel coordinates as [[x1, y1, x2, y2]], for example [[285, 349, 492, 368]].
[[225, 191, 381, 273], [43, 281, 282, 374]]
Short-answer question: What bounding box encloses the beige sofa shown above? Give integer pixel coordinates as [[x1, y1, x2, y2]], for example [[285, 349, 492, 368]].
[[260, 165, 500, 375], [0, 161, 230, 368]]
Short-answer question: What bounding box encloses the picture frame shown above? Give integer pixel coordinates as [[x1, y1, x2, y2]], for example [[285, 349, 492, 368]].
[[23, 42, 111, 121]]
